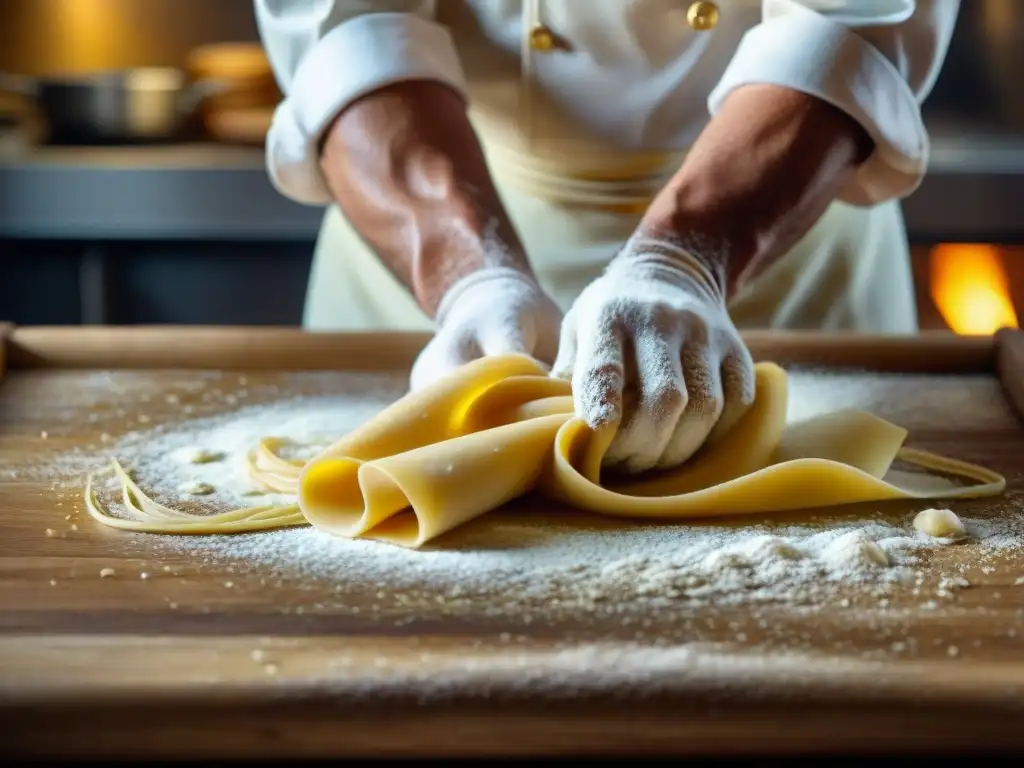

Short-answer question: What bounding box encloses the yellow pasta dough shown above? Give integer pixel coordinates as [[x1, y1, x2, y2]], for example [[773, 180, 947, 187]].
[[84, 354, 1005, 549]]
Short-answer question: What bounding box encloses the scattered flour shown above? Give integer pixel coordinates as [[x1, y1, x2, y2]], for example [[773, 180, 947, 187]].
[[783, 367, 1019, 432], [102, 394, 391, 510], [144, 503, 1024, 619], [15, 367, 1024, 622], [281, 642, 896, 700]]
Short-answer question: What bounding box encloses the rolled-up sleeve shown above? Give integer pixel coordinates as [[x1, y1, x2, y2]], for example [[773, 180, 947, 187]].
[[254, 0, 468, 204], [707, 0, 960, 206]]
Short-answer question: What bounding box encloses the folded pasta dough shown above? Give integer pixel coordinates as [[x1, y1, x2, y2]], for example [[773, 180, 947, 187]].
[[298, 354, 1005, 548]]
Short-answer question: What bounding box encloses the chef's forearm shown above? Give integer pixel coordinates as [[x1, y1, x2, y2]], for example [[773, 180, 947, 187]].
[[318, 80, 534, 317], [640, 83, 874, 293]]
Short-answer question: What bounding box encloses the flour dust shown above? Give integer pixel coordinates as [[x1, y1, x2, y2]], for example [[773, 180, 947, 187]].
[[17, 367, 1024, 638]]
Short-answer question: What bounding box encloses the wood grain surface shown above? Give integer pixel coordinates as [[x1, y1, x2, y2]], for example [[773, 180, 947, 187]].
[[1, 330, 1024, 758]]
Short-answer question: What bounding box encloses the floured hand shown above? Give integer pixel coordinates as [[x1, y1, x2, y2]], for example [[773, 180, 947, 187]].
[[410, 267, 563, 392], [552, 235, 755, 474]]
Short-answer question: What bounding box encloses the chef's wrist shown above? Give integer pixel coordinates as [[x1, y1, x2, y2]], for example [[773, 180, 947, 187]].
[[636, 184, 749, 296], [433, 265, 544, 326], [639, 84, 872, 294], [416, 225, 536, 319]]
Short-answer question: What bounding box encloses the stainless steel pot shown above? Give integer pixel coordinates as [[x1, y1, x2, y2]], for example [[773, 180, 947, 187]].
[[0, 67, 225, 145]]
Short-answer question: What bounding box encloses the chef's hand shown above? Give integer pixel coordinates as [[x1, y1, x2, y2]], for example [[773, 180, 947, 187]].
[[410, 266, 563, 392], [552, 235, 755, 474], [315, 80, 561, 394]]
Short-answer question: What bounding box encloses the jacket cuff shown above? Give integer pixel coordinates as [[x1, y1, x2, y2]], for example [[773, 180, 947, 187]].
[[707, 4, 929, 206], [266, 12, 468, 205]]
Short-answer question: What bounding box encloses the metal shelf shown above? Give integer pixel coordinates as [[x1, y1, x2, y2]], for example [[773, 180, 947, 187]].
[[1, 127, 1023, 244]]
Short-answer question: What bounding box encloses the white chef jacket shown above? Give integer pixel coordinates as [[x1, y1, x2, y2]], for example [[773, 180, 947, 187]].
[[253, 0, 959, 334]]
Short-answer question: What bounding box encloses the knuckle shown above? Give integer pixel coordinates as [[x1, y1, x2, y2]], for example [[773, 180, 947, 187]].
[[690, 392, 724, 420], [681, 352, 714, 396], [725, 335, 755, 367], [707, 393, 727, 419], [644, 303, 678, 334], [585, 359, 624, 383], [680, 312, 711, 343], [647, 380, 687, 417], [722, 358, 756, 405], [595, 302, 625, 329], [575, 361, 625, 426], [683, 364, 725, 419], [680, 344, 709, 372]]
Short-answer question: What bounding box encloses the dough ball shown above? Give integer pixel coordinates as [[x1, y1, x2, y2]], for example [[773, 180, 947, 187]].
[[913, 508, 966, 539], [179, 481, 215, 496]]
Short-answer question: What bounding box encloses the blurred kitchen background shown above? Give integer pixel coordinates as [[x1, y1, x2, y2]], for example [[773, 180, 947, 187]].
[[0, 0, 1022, 335]]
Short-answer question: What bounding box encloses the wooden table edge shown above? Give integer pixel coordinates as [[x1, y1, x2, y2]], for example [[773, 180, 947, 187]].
[[4, 676, 1024, 758], [3, 643, 1023, 710]]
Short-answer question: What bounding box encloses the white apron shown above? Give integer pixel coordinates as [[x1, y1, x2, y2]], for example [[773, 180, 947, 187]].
[[302, 169, 918, 335]]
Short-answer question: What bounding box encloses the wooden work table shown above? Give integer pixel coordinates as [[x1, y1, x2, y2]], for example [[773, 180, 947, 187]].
[[1, 326, 1023, 758]]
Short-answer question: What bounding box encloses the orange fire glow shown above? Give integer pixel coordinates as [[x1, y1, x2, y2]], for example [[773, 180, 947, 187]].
[[929, 243, 1019, 336]]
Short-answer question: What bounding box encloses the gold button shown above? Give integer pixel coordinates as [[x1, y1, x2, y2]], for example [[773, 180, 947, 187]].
[[529, 24, 556, 52], [686, 1, 719, 31]]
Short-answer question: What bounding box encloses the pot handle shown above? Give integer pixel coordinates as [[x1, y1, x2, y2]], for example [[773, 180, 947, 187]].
[[0, 73, 39, 97]]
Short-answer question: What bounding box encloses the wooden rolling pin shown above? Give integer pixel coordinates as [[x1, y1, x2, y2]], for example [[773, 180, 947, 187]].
[[3, 325, 997, 373], [996, 328, 1024, 425], [5, 326, 432, 372], [743, 329, 995, 373], [0, 322, 13, 381]]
